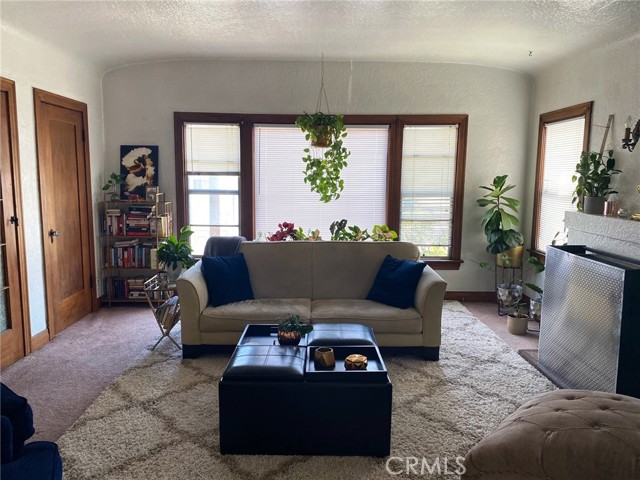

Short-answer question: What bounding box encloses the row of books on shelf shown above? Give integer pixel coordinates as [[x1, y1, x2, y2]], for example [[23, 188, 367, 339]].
[[105, 240, 158, 269], [103, 211, 170, 237], [104, 276, 175, 301]]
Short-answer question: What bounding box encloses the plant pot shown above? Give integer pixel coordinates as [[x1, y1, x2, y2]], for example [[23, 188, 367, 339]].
[[277, 330, 301, 345], [311, 126, 332, 147], [583, 196, 606, 215], [529, 297, 542, 322], [496, 245, 524, 267], [497, 284, 522, 305], [163, 262, 183, 282], [507, 314, 529, 335]]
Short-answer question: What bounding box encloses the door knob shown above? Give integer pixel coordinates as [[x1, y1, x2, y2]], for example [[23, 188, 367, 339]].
[[49, 229, 60, 243]]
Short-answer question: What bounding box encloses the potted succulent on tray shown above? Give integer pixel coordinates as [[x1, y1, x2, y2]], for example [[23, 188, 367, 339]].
[[157, 225, 195, 282], [277, 313, 313, 346], [477, 175, 525, 267], [571, 150, 621, 214]]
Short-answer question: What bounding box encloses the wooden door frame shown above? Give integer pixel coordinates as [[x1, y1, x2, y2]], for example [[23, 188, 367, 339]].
[[33, 88, 98, 339], [1, 77, 32, 357]]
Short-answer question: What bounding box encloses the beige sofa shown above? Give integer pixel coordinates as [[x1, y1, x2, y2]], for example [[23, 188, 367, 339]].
[[176, 241, 447, 360]]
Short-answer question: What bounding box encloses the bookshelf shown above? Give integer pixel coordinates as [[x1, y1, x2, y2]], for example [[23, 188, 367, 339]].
[[100, 192, 173, 305]]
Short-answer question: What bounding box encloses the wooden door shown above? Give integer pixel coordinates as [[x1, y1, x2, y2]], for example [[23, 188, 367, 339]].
[[34, 89, 96, 336], [0, 78, 30, 368]]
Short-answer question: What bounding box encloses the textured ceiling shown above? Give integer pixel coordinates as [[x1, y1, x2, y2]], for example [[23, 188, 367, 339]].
[[1, 1, 639, 73]]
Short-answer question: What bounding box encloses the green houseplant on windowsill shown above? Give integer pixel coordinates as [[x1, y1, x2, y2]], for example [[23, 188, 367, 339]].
[[157, 225, 195, 281], [295, 112, 351, 203]]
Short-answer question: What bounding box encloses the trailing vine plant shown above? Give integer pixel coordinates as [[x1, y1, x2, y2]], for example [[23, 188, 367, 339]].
[[295, 112, 351, 202]]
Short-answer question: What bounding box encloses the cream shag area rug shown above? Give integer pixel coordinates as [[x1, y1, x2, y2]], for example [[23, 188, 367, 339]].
[[58, 302, 555, 480]]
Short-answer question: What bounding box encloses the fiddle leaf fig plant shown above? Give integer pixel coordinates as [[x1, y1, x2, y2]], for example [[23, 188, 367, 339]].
[[477, 175, 524, 254], [295, 112, 351, 203]]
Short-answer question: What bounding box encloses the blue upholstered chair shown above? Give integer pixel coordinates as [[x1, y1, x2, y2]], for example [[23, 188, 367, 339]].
[[0, 383, 62, 480]]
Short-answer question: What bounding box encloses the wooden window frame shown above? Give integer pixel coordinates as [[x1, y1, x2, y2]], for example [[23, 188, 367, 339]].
[[174, 113, 468, 270], [531, 102, 592, 261]]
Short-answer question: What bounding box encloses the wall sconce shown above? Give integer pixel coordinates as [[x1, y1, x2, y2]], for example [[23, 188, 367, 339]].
[[622, 116, 640, 152]]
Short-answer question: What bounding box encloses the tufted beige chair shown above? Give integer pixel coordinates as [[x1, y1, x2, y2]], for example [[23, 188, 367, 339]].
[[462, 389, 640, 480]]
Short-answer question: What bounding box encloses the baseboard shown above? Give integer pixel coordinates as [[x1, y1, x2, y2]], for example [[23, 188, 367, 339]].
[[445, 291, 496, 302], [31, 329, 50, 351]]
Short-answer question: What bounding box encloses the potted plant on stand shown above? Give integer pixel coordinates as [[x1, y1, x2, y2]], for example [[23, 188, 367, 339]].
[[477, 175, 525, 267], [276, 313, 313, 345], [571, 150, 621, 214], [157, 225, 195, 282], [295, 112, 351, 203], [524, 256, 545, 324]]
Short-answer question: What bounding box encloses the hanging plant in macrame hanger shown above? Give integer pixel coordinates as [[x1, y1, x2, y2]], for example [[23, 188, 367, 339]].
[[295, 54, 351, 203]]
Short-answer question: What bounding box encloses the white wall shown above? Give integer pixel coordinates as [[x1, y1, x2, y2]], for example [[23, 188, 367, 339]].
[[523, 34, 640, 294], [527, 35, 640, 230], [103, 59, 532, 292], [0, 25, 105, 335]]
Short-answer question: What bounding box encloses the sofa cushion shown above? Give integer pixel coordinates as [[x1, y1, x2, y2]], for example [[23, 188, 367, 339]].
[[311, 299, 422, 334], [238, 242, 313, 299], [366, 255, 426, 309], [311, 241, 420, 300], [201, 253, 254, 307], [201, 298, 311, 332]]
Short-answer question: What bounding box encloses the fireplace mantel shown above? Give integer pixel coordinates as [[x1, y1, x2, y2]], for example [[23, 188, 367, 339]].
[[564, 211, 640, 259]]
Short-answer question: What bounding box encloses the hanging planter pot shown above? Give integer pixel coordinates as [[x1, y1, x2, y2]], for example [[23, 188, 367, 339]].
[[295, 112, 351, 203], [311, 125, 333, 148]]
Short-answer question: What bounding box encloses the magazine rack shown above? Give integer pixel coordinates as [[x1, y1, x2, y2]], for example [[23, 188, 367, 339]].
[[144, 274, 181, 350]]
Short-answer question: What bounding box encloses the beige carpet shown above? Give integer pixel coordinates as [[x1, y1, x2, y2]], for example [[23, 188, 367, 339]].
[[57, 302, 556, 480]]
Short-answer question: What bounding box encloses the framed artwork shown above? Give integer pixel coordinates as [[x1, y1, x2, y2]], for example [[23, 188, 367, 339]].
[[146, 186, 159, 202], [120, 145, 158, 200]]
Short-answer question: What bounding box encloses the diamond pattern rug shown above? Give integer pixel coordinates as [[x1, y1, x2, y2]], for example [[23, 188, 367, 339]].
[[58, 301, 556, 479]]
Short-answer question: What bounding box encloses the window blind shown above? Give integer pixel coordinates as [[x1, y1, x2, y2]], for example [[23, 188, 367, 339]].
[[254, 125, 388, 238], [400, 125, 457, 257], [185, 123, 240, 173], [538, 116, 585, 252]]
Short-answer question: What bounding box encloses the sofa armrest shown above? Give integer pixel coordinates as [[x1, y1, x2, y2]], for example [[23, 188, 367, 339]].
[[414, 266, 447, 347], [176, 260, 208, 345]]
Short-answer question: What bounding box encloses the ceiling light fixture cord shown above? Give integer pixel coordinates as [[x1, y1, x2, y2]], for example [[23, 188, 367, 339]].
[[315, 53, 331, 114]]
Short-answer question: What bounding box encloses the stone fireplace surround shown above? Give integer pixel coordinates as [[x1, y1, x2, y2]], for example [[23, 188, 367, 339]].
[[564, 211, 640, 259]]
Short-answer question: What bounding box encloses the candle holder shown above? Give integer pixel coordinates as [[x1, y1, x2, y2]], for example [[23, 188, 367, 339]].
[[622, 117, 640, 152]]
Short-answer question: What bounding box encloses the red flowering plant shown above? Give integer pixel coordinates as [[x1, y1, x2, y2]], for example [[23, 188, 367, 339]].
[[267, 222, 297, 241]]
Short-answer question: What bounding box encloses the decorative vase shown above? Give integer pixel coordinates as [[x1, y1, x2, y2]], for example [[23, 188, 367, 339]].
[[583, 196, 606, 215], [496, 245, 524, 268], [507, 314, 529, 335], [529, 297, 542, 322], [497, 284, 522, 305], [314, 347, 335, 369], [277, 330, 301, 345]]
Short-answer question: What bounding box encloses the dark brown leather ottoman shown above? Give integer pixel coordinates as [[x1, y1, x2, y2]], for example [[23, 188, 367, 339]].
[[219, 324, 392, 456], [462, 389, 640, 480]]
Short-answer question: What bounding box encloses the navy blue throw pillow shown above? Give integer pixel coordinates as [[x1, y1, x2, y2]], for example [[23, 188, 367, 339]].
[[366, 255, 426, 309], [201, 253, 254, 307]]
